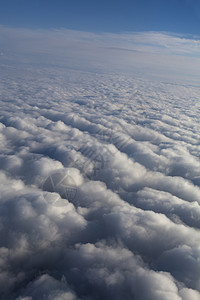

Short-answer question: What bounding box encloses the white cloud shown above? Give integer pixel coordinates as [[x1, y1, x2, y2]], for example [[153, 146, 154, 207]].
[[1, 25, 200, 299], [1, 25, 200, 82]]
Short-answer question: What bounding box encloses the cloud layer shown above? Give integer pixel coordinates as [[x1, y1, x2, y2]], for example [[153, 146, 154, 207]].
[[1, 25, 200, 82], [1, 26, 200, 299]]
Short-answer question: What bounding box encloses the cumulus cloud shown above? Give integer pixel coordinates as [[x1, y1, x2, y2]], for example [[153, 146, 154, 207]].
[[1, 25, 200, 299]]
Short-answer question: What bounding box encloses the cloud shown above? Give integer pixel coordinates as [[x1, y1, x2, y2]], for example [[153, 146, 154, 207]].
[[16, 274, 79, 300], [1, 25, 200, 299], [1, 25, 200, 82]]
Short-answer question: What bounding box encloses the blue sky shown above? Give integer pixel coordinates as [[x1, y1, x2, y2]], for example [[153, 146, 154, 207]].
[[0, 0, 200, 35], [1, 0, 200, 83]]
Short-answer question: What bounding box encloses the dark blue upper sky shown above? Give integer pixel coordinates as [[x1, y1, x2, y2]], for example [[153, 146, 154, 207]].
[[0, 0, 200, 35]]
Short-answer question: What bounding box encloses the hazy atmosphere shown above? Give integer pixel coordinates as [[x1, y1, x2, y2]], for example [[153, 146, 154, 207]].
[[0, 1, 200, 300]]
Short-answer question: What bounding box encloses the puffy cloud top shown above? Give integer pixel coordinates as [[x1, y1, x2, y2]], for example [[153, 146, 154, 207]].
[[0, 29, 200, 299]]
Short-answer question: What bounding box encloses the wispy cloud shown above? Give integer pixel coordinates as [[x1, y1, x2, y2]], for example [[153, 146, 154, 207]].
[[0, 25, 200, 81]]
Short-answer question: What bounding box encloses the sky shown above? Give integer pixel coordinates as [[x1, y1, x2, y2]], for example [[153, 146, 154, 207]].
[[1, 1, 200, 300], [1, 0, 200, 82], [0, 0, 200, 35]]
